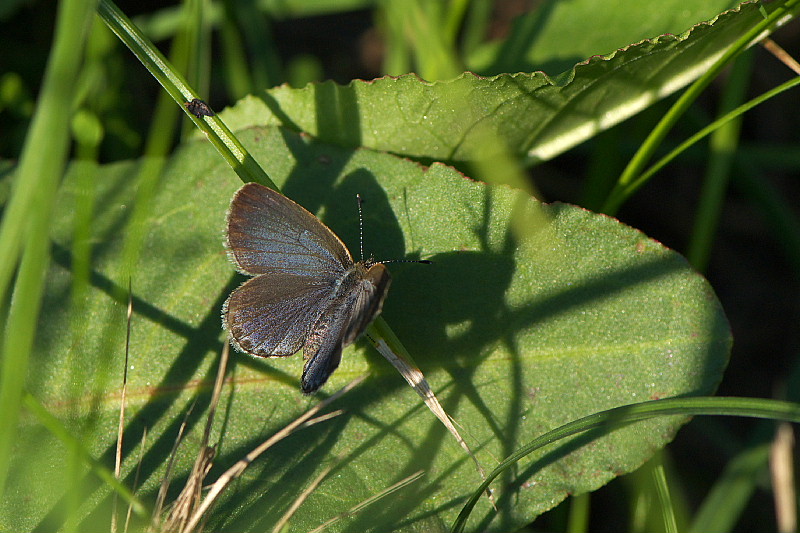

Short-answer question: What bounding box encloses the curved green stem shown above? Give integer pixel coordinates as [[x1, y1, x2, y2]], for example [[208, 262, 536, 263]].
[[452, 396, 800, 532]]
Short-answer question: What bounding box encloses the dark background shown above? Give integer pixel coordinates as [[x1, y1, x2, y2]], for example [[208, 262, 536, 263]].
[[2, 1, 799, 531]]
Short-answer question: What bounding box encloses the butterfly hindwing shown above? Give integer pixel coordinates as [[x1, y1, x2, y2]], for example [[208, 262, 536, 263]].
[[224, 272, 335, 357]]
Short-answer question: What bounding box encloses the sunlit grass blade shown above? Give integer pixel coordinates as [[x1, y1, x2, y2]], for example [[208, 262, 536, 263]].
[[603, 0, 800, 215], [452, 397, 800, 533], [0, 0, 98, 505], [96, 0, 274, 188], [606, 72, 800, 216]]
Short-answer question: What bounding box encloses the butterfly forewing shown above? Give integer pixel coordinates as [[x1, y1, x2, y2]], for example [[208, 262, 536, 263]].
[[227, 183, 352, 277]]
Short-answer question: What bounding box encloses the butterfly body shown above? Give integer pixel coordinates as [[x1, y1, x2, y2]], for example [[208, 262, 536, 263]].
[[223, 183, 391, 393]]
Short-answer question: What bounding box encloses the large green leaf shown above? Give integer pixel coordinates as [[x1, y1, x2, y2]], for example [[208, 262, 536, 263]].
[[467, 0, 744, 75], [219, 1, 793, 164], [7, 125, 729, 532]]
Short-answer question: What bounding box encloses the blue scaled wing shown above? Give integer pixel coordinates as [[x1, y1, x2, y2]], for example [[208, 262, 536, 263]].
[[226, 183, 352, 277], [223, 272, 336, 357]]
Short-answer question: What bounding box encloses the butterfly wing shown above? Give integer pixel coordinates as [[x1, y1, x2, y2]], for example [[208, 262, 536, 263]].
[[225, 182, 393, 393], [226, 183, 352, 276], [300, 301, 349, 394], [223, 273, 336, 357]]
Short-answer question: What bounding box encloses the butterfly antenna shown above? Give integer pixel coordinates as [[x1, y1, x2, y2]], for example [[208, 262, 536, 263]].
[[356, 194, 365, 261], [357, 193, 431, 265], [378, 258, 433, 265]]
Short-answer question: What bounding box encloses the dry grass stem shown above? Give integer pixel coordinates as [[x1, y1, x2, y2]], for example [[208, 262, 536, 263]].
[[761, 38, 800, 75], [770, 422, 796, 533], [180, 375, 365, 533], [124, 427, 148, 533], [299, 410, 345, 428], [160, 342, 231, 532], [371, 337, 495, 507], [307, 470, 425, 533], [271, 463, 335, 533], [112, 284, 134, 533]]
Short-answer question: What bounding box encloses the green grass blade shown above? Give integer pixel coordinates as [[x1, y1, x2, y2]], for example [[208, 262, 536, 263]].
[[602, 0, 800, 215], [566, 493, 590, 533], [452, 396, 800, 533], [651, 460, 678, 533], [96, 0, 274, 188], [616, 72, 800, 211], [687, 51, 754, 271], [688, 441, 771, 532], [0, 0, 98, 502]]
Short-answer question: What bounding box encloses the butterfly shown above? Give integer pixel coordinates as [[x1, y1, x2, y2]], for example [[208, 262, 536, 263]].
[[222, 182, 393, 394]]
